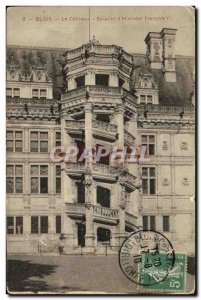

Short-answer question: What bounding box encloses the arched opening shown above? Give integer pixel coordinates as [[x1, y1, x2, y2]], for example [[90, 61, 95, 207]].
[[97, 186, 110, 208], [97, 227, 111, 244]]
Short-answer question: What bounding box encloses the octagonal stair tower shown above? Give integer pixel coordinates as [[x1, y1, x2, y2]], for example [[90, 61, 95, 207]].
[[60, 37, 141, 253]]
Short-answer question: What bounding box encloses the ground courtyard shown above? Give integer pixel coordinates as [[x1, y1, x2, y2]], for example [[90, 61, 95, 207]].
[[7, 255, 195, 294]]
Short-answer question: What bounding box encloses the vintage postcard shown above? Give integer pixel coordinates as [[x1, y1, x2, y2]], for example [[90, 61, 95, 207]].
[[6, 6, 196, 295]]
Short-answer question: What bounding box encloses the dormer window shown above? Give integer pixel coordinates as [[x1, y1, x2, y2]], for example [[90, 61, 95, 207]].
[[40, 89, 47, 99], [140, 94, 153, 104], [75, 75, 85, 88], [6, 88, 12, 97], [32, 88, 47, 99], [13, 88, 20, 98], [95, 74, 109, 86]]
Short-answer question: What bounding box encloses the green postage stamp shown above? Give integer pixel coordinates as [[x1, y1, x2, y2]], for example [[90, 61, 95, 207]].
[[139, 252, 187, 292]]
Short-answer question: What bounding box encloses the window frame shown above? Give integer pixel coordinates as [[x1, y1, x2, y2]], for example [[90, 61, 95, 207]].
[[163, 216, 170, 232], [6, 164, 23, 194], [31, 216, 48, 234], [139, 94, 153, 104], [142, 215, 156, 231], [7, 216, 23, 234], [95, 74, 109, 86], [30, 165, 48, 194], [30, 131, 48, 153], [141, 166, 156, 195], [6, 130, 23, 152], [141, 134, 156, 156]]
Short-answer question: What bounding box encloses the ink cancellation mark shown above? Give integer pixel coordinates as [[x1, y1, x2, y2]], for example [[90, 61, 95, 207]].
[[119, 230, 175, 286]]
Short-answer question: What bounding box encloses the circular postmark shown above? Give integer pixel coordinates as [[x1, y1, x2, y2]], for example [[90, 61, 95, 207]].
[[119, 230, 175, 286]]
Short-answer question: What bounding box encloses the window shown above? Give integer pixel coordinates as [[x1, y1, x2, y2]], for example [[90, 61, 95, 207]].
[[6, 130, 23, 152], [55, 131, 61, 147], [6, 165, 23, 193], [56, 165, 61, 194], [30, 131, 48, 152], [13, 88, 20, 98], [142, 167, 156, 195], [139, 94, 153, 104], [31, 165, 48, 194], [32, 89, 39, 99], [56, 215, 61, 234], [143, 216, 155, 230], [141, 135, 155, 156], [95, 74, 109, 86], [31, 216, 48, 234], [6, 88, 20, 98], [163, 216, 170, 232], [75, 75, 85, 88], [40, 89, 47, 99], [6, 88, 12, 97], [7, 216, 23, 234]]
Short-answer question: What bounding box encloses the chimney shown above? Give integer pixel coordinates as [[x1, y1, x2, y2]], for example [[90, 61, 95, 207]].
[[144, 32, 162, 69], [145, 28, 177, 82], [160, 28, 177, 82]]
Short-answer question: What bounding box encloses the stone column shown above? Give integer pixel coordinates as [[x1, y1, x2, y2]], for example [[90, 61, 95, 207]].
[[84, 169, 94, 250], [85, 204, 94, 249], [109, 72, 118, 87], [84, 103, 93, 166], [68, 77, 76, 91], [24, 128, 29, 152], [115, 105, 124, 150], [85, 70, 95, 85], [61, 118, 72, 204]]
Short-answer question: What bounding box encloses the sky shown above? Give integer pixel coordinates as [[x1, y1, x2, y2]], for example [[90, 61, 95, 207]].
[[7, 6, 195, 56]]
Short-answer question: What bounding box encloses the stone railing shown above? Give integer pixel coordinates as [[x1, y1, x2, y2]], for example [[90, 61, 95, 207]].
[[65, 203, 85, 214], [91, 163, 117, 175], [65, 44, 133, 63], [138, 104, 195, 114], [61, 86, 87, 100], [65, 162, 86, 171], [122, 170, 137, 186], [124, 129, 135, 145], [125, 212, 137, 226], [93, 205, 119, 219], [93, 120, 117, 133], [66, 120, 85, 130], [88, 85, 122, 95], [6, 97, 54, 106]]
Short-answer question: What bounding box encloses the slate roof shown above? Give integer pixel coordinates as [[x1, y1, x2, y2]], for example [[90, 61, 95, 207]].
[[7, 45, 195, 105]]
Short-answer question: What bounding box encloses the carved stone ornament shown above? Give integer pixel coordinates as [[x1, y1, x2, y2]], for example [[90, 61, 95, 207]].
[[182, 177, 189, 186], [180, 142, 188, 151], [162, 178, 169, 186], [162, 141, 168, 150]]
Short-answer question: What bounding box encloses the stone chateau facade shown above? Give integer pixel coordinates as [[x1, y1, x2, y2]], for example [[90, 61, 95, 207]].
[[6, 28, 195, 255]]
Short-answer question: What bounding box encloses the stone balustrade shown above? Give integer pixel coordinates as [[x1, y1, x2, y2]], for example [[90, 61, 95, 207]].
[[125, 211, 137, 226], [66, 120, 85, 129], [93, 120, 117, 133], [93, 205, 119, 219], [124, 129, 136, 145], [65, 202, 85, 213]]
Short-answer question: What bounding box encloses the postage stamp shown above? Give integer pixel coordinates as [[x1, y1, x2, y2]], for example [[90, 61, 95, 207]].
[[139, 253, 187, 291], [119, 230, 175, 286]]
